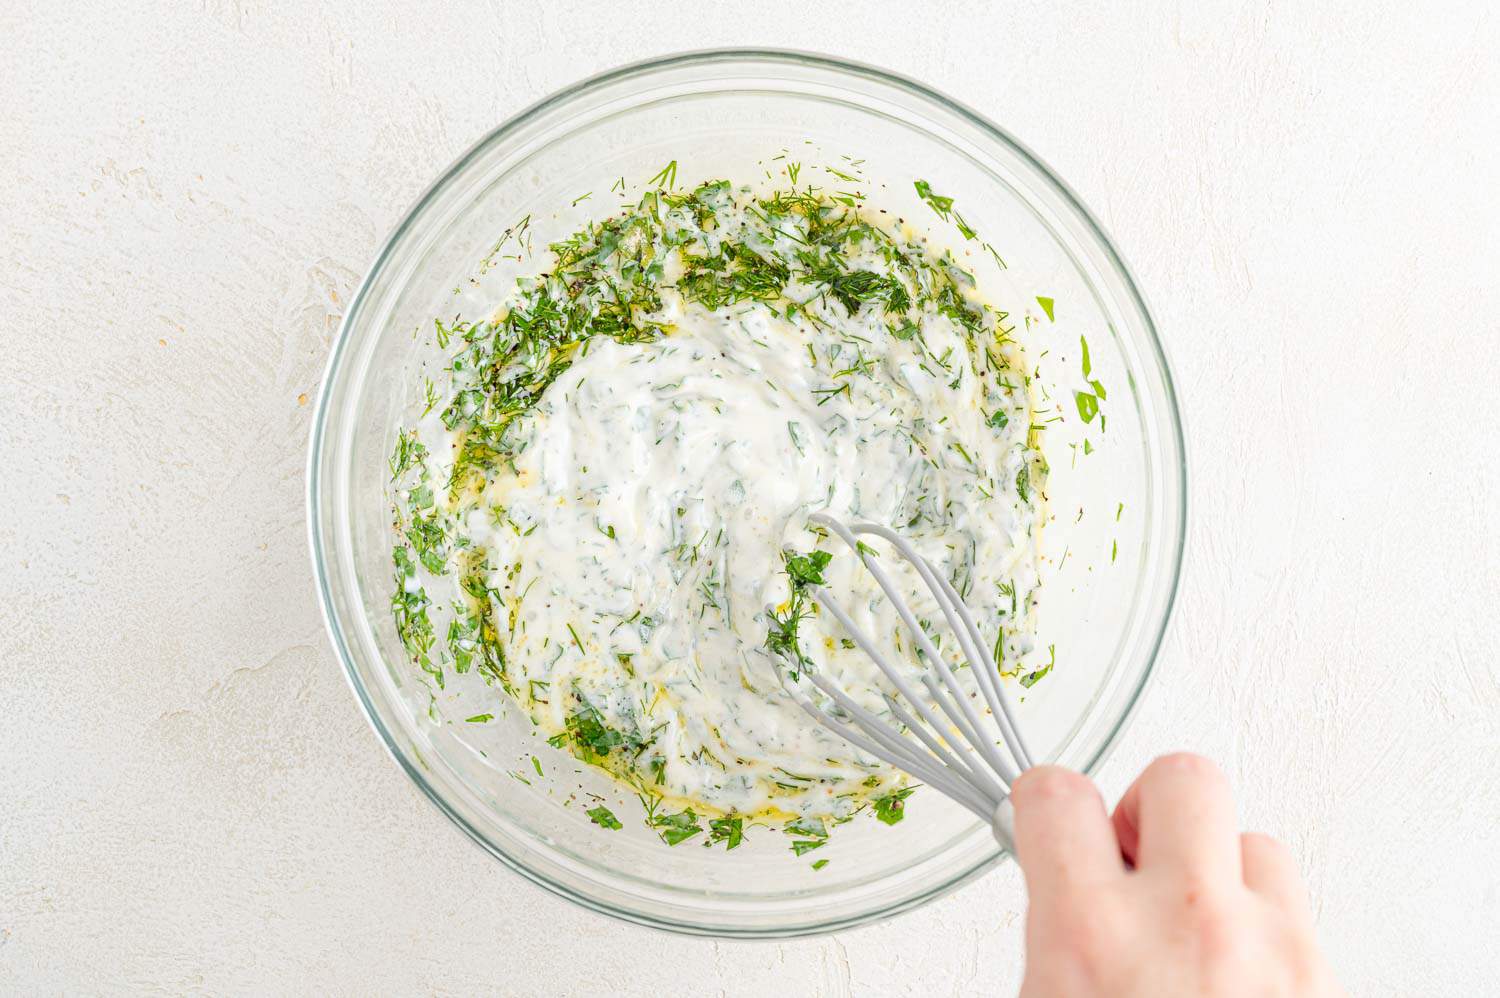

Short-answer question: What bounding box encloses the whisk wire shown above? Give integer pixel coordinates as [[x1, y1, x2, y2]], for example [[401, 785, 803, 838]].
[[793, 645, 997, 813], [852, 522, 1034, 771], [778, 513, 1036, 847], [805, 581, 983, 779], [880, 693, 1007, 801], [929, 567, 1035, 770], [790, 689, 992, 818], [813, 515, 1020, 783]]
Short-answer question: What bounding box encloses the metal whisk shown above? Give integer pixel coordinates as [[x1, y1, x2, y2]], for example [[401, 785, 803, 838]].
[[782, 512, 1035, 851]]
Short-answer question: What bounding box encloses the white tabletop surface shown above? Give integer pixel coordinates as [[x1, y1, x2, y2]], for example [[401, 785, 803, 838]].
[[3, 2, 1497, 994]]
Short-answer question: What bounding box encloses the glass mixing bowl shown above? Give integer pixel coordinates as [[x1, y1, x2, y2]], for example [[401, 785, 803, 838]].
[[307, 49, 1185, 937]]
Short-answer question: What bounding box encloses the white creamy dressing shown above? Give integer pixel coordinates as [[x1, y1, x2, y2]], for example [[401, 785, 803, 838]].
[[403, 185, 1045, 823], [432, 245, 1036, 819]]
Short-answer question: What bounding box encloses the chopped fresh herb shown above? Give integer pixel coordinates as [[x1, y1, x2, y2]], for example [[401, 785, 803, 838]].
[[914, 178, 954, 216], [786, 420, 805, 454], [586, 805, 623, 830], [709, 816, 745, 849], [405, 511, 448, 575], [679, 240, 790, 309], [912, 179, 979, 241], [782, 814, 830, 855], [784, 549, 832, 586], [765, 549, 834, 677], [816, 267, 909, 316], [651, 807, 704, 846], [464, 713, 493, 723], [872, 786, 916, 825], [565, 701, 635, 759], [392, 546, 439, 687], [647, 159, 678, 189], [783, 814, 830, 855], [1036, 296, 1055, 322], [811, 858, 829, 870], [1020, 646, 1058, 688], [389, 429, 426, 483]]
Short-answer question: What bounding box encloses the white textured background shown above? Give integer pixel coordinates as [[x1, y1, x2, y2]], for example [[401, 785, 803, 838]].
[[3, 2, 1497, 995]]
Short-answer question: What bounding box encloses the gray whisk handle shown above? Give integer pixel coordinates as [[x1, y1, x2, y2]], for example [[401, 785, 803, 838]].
[[992, 796, 1017, 855]]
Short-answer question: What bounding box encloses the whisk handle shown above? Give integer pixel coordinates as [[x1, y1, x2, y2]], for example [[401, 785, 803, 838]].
[[992, 796, 1017, 855]]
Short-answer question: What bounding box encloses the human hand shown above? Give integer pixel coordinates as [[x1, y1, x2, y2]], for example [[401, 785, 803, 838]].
[[1011, 754, 1342, 997]]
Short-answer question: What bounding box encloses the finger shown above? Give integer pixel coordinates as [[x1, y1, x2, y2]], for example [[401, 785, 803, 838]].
[[1011, 766, 1125, 900], [1112, 753, 1241, 883], [1241, 833, 1310, 913], [1111, 791, 1141, 866]]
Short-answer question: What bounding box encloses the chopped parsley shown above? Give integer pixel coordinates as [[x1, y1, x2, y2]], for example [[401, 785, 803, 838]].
[[649, 806, 704, 846], [586, 805, 623, 830], [1075, 390, 1100, 424], [872, 786, 917, 825], [1020, 645, 1058, 688], [709, 816, 745, 850], [563, 701, 633, 760], [783, 814, 832, 855], [765, 549, 833, 679]]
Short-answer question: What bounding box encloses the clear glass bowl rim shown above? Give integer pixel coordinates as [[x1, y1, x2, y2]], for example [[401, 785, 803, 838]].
[[306, 46, 1188, 938]]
